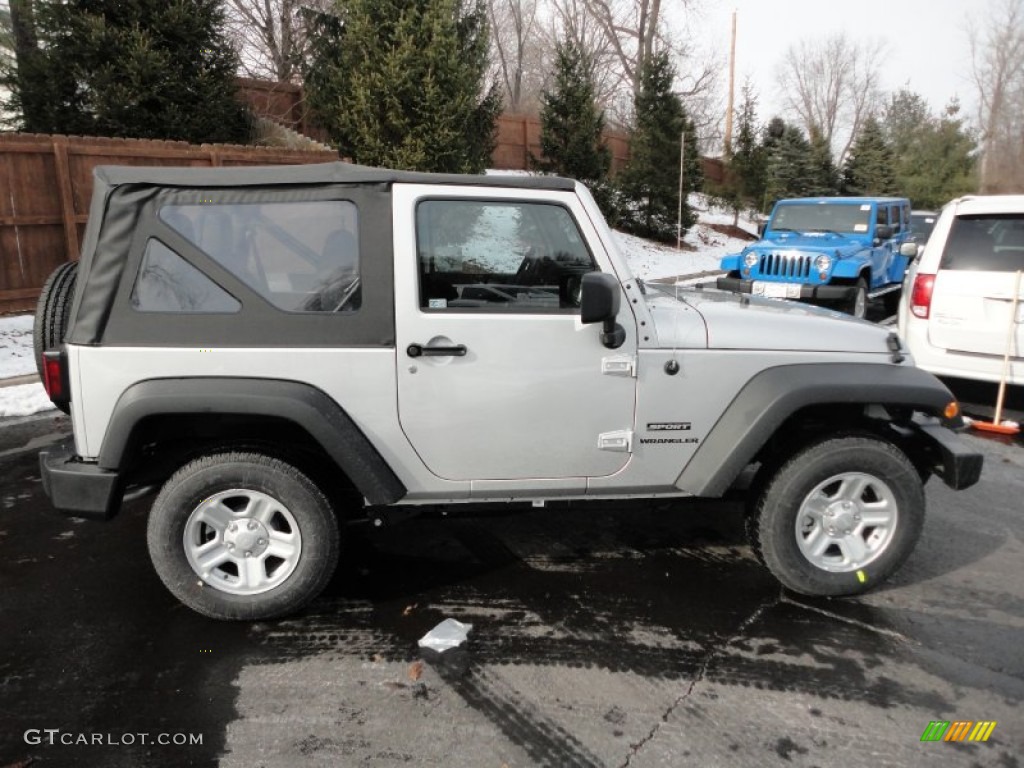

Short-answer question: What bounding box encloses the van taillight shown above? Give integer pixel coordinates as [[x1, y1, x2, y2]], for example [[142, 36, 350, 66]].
[[42, 350, 69, 405], [910, 274, 936, 319]]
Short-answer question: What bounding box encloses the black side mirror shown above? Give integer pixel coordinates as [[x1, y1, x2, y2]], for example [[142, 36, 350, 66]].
[[757, 221, 767, 238], [581, 272, 626, 349], [875, 224, 894, 241]]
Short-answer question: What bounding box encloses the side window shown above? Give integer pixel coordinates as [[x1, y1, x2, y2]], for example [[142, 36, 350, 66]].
[[132, 239, 240, 313], [889, 205, 901, 233], [160, 201, 361, 313], [876, 206, 890, 228], [415, 200, 598, 311]]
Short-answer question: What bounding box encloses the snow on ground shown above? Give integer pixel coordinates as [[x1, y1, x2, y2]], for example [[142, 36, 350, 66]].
[[0, 382, 54, 419], [618, 194, 759, 282], [0, 314, 53, 419], [0, 314, 36, 378]]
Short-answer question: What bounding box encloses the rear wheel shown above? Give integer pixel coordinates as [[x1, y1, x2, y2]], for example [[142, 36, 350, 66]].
[[748, 436, 924, 596], [147, 451, 339, 620], [33, 263, 78, 412]]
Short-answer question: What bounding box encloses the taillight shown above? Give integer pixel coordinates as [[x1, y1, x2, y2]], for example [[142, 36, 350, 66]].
[[42, 349, 69, 405], [910, 274, 936, 319]]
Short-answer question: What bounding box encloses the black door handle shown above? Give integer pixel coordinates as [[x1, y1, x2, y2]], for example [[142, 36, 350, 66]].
[[407, 343, 467, 358]]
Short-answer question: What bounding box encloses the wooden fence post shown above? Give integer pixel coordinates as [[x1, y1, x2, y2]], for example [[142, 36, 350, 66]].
[[51, 136, 81, 261]]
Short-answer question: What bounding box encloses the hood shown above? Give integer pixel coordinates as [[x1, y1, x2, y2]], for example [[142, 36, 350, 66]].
[[752, 232, 864, 256], [646, 284, 894, 354]]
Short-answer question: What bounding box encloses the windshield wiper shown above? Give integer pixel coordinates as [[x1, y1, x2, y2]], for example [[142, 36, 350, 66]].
[[807, 229, 842, 237]]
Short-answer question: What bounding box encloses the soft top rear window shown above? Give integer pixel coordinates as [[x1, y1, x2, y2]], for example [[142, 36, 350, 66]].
[[941, 213, 1024, 271]]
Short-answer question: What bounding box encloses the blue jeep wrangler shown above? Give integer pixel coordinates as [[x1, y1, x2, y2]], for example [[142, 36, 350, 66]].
[[717, 197, 918, 318]]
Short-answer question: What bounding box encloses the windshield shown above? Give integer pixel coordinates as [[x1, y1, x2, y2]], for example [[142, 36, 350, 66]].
[[769, 203, 872, 235], [910, 213, 937, 242]]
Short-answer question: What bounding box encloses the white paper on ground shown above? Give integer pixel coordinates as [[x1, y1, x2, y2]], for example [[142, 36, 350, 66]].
[[417, 618, 473, 652]]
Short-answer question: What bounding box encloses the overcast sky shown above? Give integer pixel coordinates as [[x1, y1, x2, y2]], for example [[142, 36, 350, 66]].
[[697, 0, 986, 124]]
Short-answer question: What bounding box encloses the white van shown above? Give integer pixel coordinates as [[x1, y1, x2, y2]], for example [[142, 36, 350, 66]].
[[898, 195, 1024, 384]]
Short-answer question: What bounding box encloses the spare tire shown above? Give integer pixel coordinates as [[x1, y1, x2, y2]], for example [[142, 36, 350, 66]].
[[34, 262, 78, 412]]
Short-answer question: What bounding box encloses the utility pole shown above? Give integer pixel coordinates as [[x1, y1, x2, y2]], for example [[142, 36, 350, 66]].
[[677, 131, 685, 250], [723, 9, 737, 156]]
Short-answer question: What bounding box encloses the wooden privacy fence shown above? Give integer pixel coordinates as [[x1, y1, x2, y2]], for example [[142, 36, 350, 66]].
[[0, 133, 336, 314], [494, 113, 631, 174]]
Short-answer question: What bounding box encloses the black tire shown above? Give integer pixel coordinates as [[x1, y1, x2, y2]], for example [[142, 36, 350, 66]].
[[147, 452, 340, 620], [843, 277, 868, 318], [882, 289, 902, 318], [748, 436, 924, 597], [33, 262, 78, 403]]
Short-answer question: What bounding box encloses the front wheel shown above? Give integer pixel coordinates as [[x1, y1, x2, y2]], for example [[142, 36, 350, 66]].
[[843, 277, 868, 318], [147, 452, 339, 620], [748, 436, 924, 596]]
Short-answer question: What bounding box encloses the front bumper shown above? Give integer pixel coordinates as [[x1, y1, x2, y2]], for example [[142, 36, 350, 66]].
[[39, 439, 122, 520], [716, 276, 856, 301], [909, 421, 983, 490]]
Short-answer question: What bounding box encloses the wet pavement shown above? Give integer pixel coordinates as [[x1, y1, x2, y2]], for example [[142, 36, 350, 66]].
[[0, 412, 1022, 768]]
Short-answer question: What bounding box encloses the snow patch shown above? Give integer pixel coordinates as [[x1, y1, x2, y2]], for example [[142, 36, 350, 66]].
[[0, 315, 36, 378], [0, 382, 55, 419]]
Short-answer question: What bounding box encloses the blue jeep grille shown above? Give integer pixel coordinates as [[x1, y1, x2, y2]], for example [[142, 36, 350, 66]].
[[759, 253, 812, 278]]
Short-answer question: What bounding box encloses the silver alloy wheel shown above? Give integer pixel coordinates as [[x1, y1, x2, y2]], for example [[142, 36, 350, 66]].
[[794, 471, 898, 572], [183, 489, 302, 595]]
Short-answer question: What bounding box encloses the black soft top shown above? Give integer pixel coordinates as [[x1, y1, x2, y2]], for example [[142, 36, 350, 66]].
[[67, 163, 575, 347], [93, 162, 576, 190]]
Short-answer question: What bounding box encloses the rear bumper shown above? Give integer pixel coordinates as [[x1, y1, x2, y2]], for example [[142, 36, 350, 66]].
[[39, 439, 121, 520], [910, 421, 983, 490], [715, 276, 856, 301]]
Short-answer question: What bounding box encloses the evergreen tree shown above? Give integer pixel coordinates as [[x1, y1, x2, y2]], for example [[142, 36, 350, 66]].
[[842, 117, 897, 196], [306, 0, 500, 173], [882, 89, 932, 163], [537, 39, 610, 184], [729, 84, 767, 213], [763, 120, 815, 205], [882, 92, 977, 208], [808, 127, 840, 196], [616, 52, 701, 242], [6, 0, 249, 143]]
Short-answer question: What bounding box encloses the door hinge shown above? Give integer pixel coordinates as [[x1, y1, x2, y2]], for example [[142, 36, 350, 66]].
[[598, 429, 633, 452], [602, 355, 637, 377]]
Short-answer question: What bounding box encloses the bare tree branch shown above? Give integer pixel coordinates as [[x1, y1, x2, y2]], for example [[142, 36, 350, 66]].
[[776, 32, 887, 165], [223, 0, 332, 82], [488, 0, 542, 111], [969, 0, 1024, 191]]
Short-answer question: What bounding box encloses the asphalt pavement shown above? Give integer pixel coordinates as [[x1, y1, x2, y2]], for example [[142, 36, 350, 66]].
[[0, 411, 1021, 768]]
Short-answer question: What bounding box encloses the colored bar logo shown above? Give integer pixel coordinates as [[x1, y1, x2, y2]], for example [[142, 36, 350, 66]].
[[921, 721, 997, 742]]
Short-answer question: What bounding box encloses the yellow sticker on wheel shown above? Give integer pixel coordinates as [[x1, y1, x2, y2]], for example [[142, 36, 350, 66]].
[[857, 570, 867, 583]]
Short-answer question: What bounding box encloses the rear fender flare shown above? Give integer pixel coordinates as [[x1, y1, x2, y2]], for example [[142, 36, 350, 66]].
[[98, 378, 406, 505]]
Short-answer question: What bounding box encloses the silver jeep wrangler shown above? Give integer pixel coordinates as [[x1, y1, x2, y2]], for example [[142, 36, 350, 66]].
[[34, 163, 982, 619]]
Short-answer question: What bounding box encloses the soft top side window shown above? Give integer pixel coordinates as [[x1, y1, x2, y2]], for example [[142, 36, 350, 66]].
[[159, 200, 361, 313], [415, 200, 598, 312], [132, 239, 240, 314]]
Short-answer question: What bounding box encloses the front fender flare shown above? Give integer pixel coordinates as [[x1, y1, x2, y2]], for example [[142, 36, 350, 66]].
[[675, 363, 956, 497]]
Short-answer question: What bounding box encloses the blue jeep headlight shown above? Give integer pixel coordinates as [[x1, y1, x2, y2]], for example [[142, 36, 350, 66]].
[[744, 252, 759, 268], [814, 254, 832, 272]]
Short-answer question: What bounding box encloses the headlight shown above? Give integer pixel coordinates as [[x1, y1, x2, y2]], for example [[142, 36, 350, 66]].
[[743, 252, 759, 268], [814, 254, 832, 272]]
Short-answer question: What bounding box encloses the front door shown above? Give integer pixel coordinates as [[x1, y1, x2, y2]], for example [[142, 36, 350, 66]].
[[392, 186, 638, 483]]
